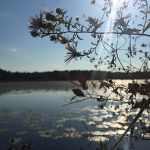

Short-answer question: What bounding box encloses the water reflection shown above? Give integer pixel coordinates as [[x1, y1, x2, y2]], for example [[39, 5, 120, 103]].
[[0, 82, 149, 150]]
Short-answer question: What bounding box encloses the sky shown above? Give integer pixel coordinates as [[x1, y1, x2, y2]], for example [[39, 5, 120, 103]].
[[0, 0, 101, 72], [0, 0, 149, 72]]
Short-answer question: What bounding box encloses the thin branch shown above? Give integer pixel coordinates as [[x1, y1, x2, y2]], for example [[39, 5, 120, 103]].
[[140, 54, 150, 71], [41, 31, 150, 38], [112, 98, 150, 150], [142, 0, 148, 34], [101, 37, 126, 71]]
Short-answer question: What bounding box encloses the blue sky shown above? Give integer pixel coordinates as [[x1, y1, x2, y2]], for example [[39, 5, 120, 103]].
[[0, 0, 149, 72], [0, 0, 100, 72]]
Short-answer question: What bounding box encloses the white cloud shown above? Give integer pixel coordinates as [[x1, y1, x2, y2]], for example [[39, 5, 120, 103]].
[[10, 48, 17, 52], [0, 11, 10, 19]]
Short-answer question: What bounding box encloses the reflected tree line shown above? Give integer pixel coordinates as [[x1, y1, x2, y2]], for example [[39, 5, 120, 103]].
[[0, 68, 149, 81]]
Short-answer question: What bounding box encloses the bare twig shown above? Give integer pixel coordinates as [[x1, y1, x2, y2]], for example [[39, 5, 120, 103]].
[[112, 97, 150, 150]]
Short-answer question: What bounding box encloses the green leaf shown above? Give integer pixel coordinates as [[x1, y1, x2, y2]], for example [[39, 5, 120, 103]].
[[143, 22, 150, 32]]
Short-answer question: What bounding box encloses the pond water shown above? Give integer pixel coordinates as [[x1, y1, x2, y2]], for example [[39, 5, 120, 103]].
[[0, 81, 149, 150]]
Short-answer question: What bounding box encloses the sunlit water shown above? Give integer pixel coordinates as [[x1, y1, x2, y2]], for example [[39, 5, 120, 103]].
[[0, 81, 149, 150]]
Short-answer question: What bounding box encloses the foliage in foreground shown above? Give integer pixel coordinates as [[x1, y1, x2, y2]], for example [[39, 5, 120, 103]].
[[29, 0, 150, 149]]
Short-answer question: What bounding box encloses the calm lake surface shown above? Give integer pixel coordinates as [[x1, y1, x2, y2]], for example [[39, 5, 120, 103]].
[[0, 81, 149, 150]]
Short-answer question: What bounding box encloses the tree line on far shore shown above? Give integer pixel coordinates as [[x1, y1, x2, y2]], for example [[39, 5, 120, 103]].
[[0, 68, 149, 81]]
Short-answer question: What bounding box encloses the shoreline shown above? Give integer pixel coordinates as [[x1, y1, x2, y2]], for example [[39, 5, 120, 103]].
[[0, 79, 149, 93], [0, 81, 76, 93]]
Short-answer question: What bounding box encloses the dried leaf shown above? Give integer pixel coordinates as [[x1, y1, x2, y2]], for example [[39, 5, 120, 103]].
[[125, 28, 141, 34], [67, 17, 72, 31], [143, 22, 150, 32], [72, 89, 85, 97], [139, 83, 150, 95], [132, 101, 143, 109], [128, 83, 140, 96], [91, 0, 96, 5], [97, 96, 103, 102], [77, 34, 83, 40]]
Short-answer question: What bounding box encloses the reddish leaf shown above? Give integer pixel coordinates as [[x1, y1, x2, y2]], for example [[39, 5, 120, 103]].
[[76, 74, 87, 89], [72, 89, 85, 97]]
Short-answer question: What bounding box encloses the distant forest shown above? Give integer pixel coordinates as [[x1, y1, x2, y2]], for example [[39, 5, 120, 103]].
[[0, 69, 149, 81]]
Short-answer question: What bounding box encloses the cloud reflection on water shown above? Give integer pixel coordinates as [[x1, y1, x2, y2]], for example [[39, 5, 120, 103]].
[[0, 83, 149, 149]]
